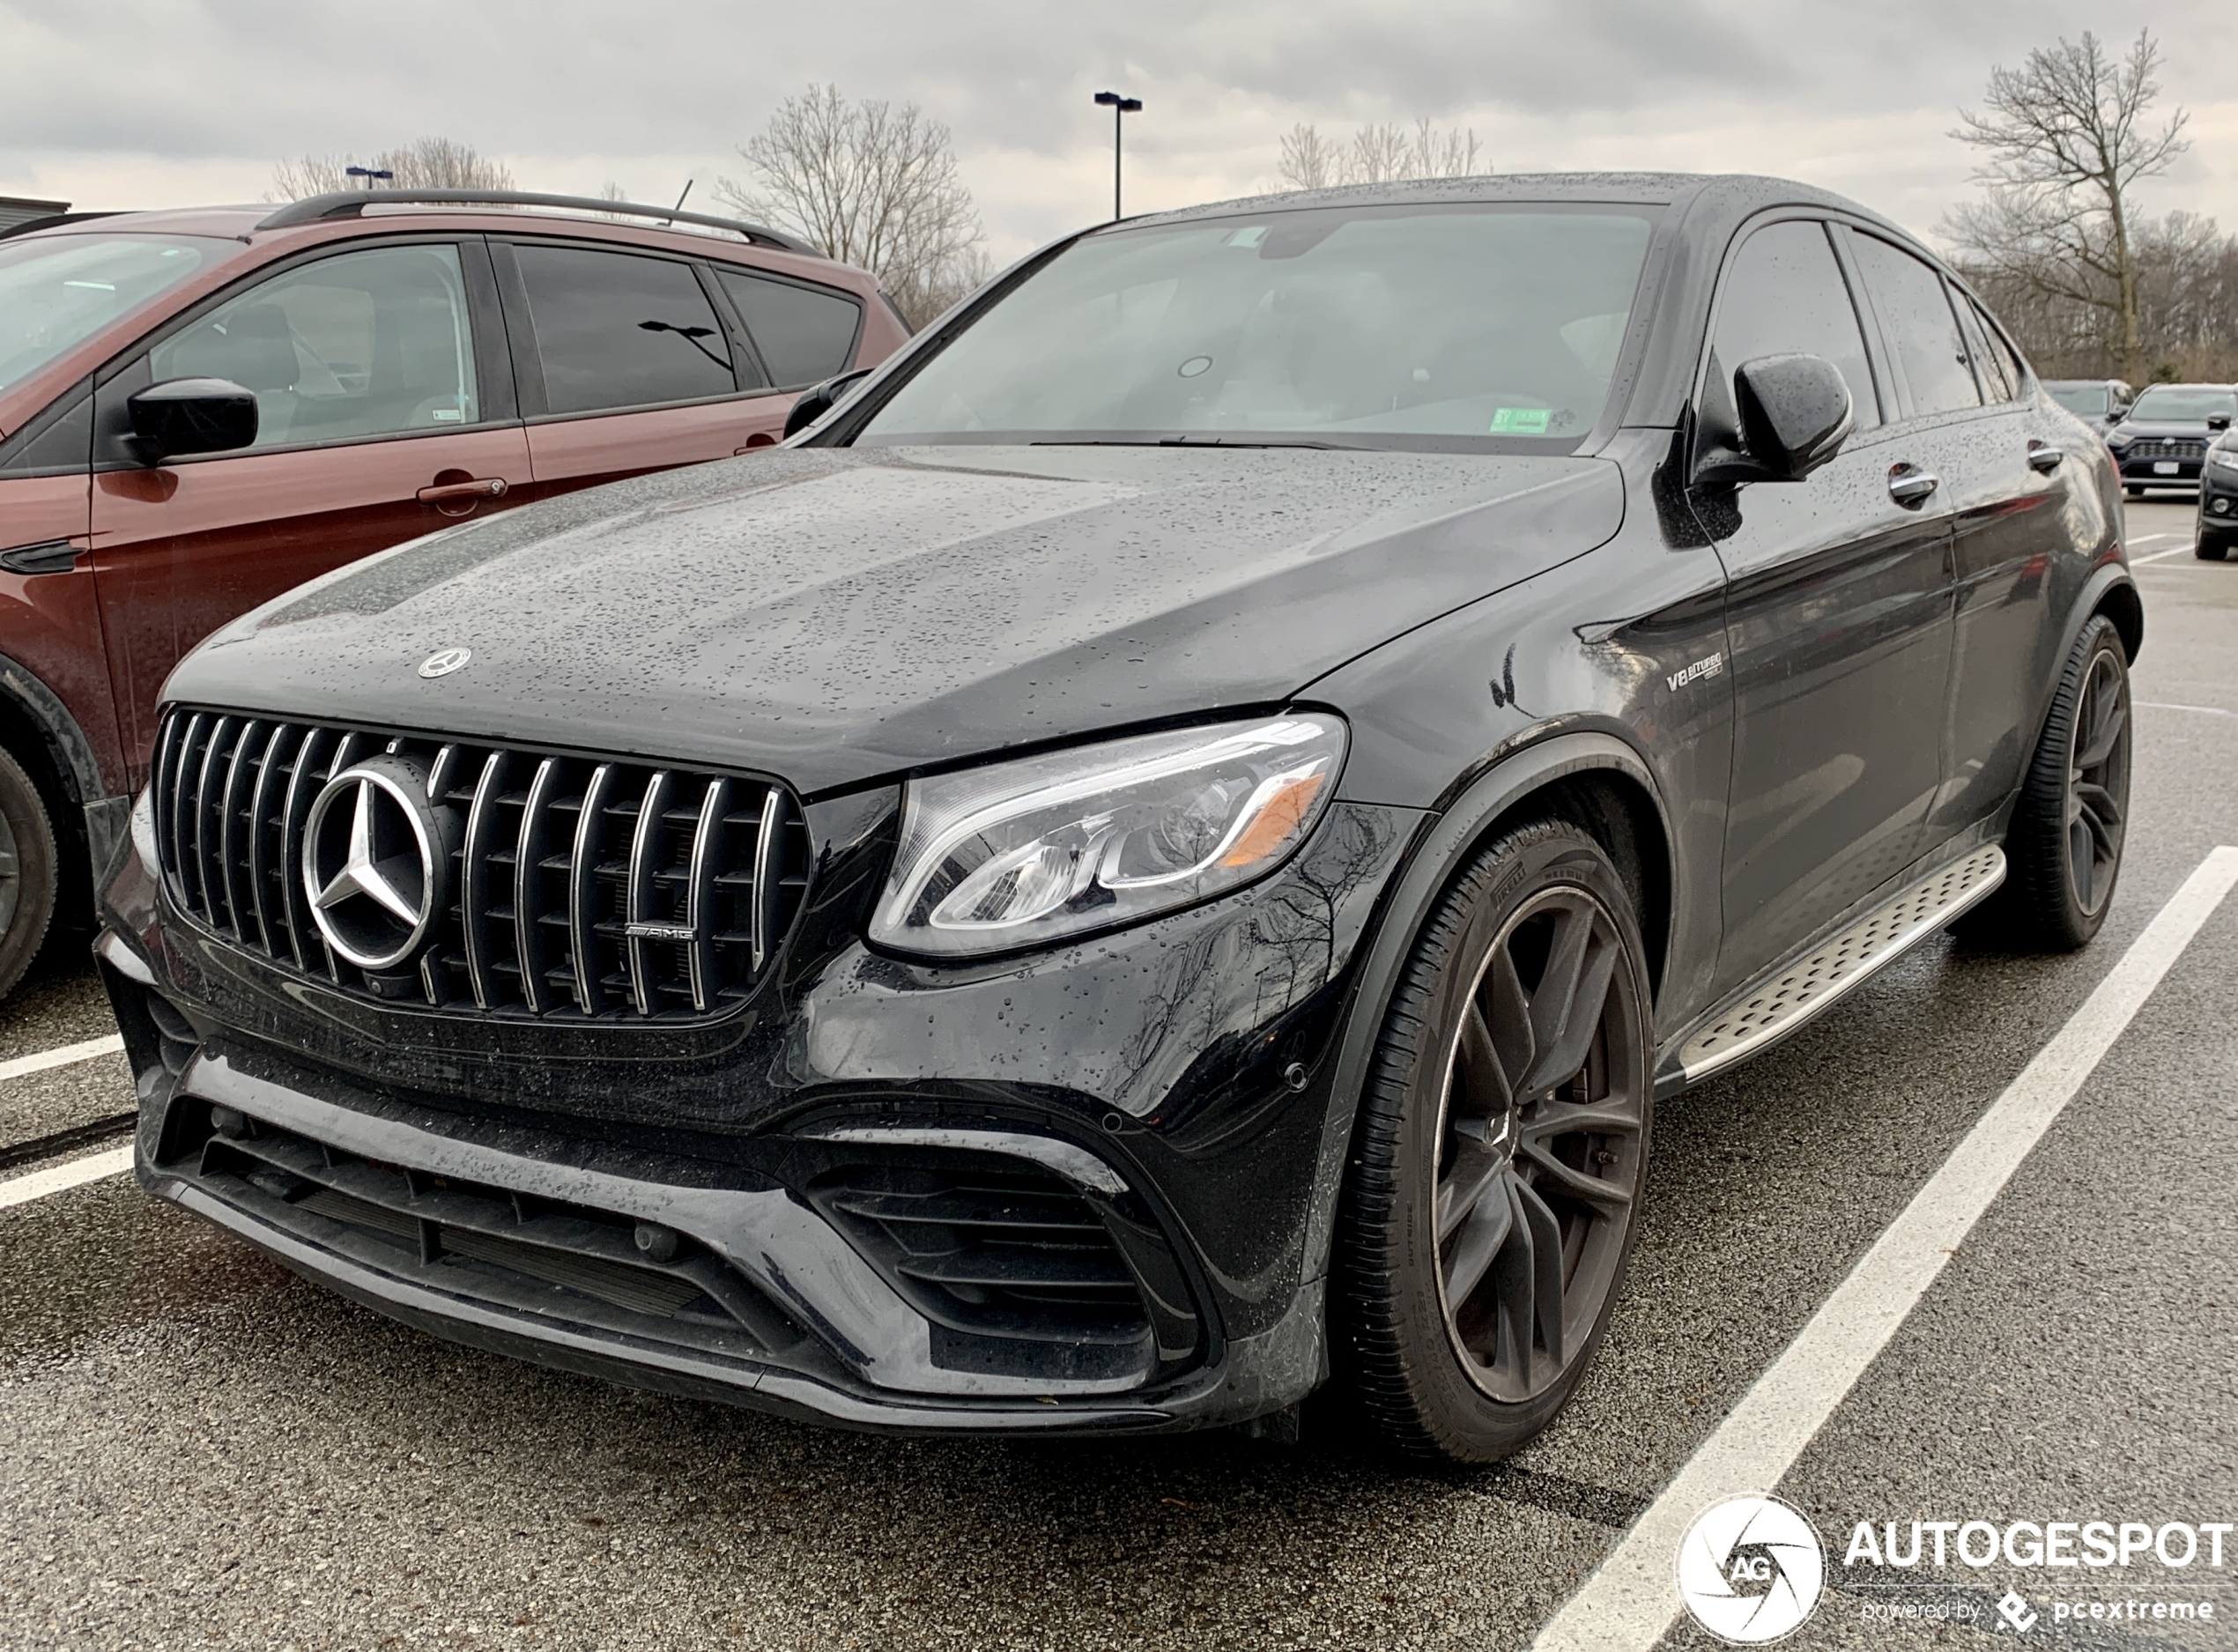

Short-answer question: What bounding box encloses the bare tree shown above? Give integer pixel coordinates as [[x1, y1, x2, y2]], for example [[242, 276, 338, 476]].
[[717, 85, 987, 329], [270, 137, 515, 202], [1277, 118, 1485, 191], [1945, 29, 2188, 383]]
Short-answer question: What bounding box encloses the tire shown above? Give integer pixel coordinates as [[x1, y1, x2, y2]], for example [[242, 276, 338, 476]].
[[1960, 615, 2131, 952], [1331, 818, 1654, 1463], [0, 745, 57, 1000], [2124, 485, 2144, 500], [2197, 535, 2230, 561]]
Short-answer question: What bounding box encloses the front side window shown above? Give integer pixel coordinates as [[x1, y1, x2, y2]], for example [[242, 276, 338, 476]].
[[852, 204, 1660, 448], [151, 243, 479, 448], [1849, 236, 1980, 418], [717, 269, 861, 388], [2126, 385, 2237, 422], [1709, 219, 1880, 431], [515, 246, 739, 415], [1952, 295, 2019, 403], [0, 233, 238, 395]]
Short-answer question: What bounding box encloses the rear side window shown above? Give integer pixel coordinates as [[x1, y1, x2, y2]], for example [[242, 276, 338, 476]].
[[515, 246, 738, 415], [716, 270, 862, 388], [151, 243, 480, 448], [1850, 236, 1981, 418], [1953, 295, 2019, 403], [1710, 219, 1880, 431]]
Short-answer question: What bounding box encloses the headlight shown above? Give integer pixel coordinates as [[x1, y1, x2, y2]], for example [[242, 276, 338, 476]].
[[869, 713, 1347, 959], [2106, 426, 2132, 448], [2212, 449, 2238, 474]]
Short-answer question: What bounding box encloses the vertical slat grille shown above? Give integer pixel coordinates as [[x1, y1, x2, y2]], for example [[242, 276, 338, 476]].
[[152, 710, 811, 1024]]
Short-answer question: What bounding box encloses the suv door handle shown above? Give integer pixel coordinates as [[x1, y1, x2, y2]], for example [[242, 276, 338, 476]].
[[416, 477, 508, 504], [2027, 443, 2064, 473], [1887, 463, 1939, 507]]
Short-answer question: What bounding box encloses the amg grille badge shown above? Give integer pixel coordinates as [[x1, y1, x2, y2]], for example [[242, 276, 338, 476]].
[[624, 920, 696, 944]]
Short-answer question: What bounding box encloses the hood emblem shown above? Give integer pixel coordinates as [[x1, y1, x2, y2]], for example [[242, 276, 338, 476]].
[[419, 647, 471, 678], [302, 758, 451, 970]]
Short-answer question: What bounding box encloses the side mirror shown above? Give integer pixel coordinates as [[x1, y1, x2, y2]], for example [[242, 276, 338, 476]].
[[782, 367, 875, 440], [128, 378, 257, 463], [1694, 354, 1853, 488], [2209, 413, 2231, 432]]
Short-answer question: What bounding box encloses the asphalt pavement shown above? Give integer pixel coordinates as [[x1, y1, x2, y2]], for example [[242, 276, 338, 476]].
[[1, 499, 2230, 1652]]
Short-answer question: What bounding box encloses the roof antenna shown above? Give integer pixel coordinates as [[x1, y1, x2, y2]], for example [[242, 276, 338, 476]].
[[666, 179, 693, 223]]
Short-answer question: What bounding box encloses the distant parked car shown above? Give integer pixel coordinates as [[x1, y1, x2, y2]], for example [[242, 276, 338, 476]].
[[0, 189, 907, 996], [2043, 377, 2132, 433], [2194, 427, 2238, 559], [2102, 382, 2235, 497]]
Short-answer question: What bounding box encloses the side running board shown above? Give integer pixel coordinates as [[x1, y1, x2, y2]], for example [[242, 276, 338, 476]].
[[1667, 845, 2007, 1089]]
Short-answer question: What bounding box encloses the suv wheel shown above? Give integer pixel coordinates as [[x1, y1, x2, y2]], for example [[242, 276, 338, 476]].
[[2197, 533, 2231, 561], [1960, 615, 2132, 952], [0, 746, 58, 999], [1334, 819, 1653, 1462]]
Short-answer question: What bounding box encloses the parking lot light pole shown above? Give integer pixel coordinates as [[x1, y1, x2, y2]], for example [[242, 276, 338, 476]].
[[344, 166, 395, 192], [1093, 91, 1142, 220]]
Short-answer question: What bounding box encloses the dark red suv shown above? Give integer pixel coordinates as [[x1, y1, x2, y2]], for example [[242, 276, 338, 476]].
[[0, 189, 908, 995]]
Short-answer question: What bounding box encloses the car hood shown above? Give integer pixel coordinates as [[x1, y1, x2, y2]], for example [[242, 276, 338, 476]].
[[2111, 419, 2218, 439], [170, 445, 1623, 795]]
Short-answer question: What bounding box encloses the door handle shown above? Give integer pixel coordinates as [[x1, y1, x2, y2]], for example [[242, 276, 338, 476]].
[[416, 477, 508, 504], [0, 540, 79, 575], [1887, 463, 1939, 507], [2027, 442, 2064, 474]]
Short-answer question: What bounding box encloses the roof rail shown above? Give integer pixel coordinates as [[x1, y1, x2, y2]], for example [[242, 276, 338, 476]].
[[0, 211, 125, 241], [253, 189, 815, 254]]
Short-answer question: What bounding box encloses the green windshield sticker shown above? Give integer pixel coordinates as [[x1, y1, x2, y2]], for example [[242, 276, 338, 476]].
[[1490, 407, 1553, 434]]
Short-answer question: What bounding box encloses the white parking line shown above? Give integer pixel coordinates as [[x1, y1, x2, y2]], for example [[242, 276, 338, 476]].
[[1530, 845, 2238, 1652], [2132, 544, 2203, 565], [2140, 700, 2235, 718], [0, 1033, 125, 1082], [0, 1144, 136, 1211], [2127, 531, 2183, 547]]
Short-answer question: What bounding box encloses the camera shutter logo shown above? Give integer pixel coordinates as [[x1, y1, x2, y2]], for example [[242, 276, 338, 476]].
[[1675, 1493, 1827, 1644], [302, 758, 451, 970]]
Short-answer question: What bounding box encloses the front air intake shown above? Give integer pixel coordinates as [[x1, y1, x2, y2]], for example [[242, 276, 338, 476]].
[[152, 710, 811, 1022]]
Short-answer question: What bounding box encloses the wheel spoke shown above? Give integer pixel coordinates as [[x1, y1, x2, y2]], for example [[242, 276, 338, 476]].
[[1520, 1099, 1641, 1142], [1495, 1176, 1564, 1375], [1436, 1139, 1505, 1243], [2076, 702, 2126, 770], [2074, 781, 2123, 831], [1518, 1138, 1634, 1211], [1483, 946, 1537, 1094], [1442, 1172, 1515, 1307], [1455, 1002, 1515, 1119], [1523, 926, 1619, 1094]]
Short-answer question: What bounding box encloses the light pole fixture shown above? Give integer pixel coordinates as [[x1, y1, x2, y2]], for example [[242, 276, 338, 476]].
[[1093, 91, 1142, 221], [344, 166, 395, 192]]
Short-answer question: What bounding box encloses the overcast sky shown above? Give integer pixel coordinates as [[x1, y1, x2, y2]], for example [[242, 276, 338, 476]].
[[5, 1, 2231, 262]]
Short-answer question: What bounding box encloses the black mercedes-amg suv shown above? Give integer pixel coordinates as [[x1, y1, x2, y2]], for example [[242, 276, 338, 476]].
[[97, 174, 2139, 1463]]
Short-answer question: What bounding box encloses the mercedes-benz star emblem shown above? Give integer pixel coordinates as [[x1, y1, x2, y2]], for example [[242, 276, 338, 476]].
[[419, 647, 471, 678], [301, 757, 454, 970]]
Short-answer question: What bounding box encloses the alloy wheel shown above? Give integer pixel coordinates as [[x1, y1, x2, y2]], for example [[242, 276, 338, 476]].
[[2065, 647, 2131, 917], [1432, 885, 1648, 1404]]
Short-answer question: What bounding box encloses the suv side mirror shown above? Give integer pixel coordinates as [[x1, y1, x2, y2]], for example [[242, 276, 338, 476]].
[[1693, 353, 1854, 488], [782, 367, 875, 441], [2209, 413, 2232, 432], [128, 378, 258, 463]]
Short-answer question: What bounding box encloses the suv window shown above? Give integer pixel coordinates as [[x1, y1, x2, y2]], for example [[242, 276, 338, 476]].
[[515, 246, 739, 415], [151, 244, 479, 448], [1850, 235, 1980, 418], [1711, 219, 1880, 431], [1953, 295, 2019, 403], [715, 270, 862, 389]]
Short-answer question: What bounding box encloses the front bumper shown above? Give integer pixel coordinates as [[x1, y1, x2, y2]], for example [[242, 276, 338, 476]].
[[98, 789, 1417, 1435], [2115, 451, 2203, 485], [2196, 462, 2238, 532]]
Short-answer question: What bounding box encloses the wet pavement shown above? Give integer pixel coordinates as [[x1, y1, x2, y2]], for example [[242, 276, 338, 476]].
[[0, 500, 2230, 1650]]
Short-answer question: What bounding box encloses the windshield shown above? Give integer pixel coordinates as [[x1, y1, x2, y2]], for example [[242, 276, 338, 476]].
[[0, 233, 238, 395], [853, 204, 1659, 449], [2126, 385, 2236, 423], [2049, 383, 2108, 416]]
